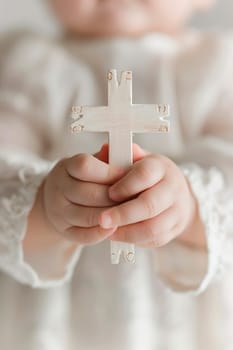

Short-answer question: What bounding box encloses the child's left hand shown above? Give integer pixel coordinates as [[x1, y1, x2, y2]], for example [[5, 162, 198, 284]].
[[98, 144, 198, 248]]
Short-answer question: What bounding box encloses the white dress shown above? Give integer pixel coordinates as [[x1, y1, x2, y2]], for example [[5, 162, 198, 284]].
[[0, 30, 233, 350]]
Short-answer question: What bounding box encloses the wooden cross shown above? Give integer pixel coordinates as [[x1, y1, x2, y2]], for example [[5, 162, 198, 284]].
[[71, 69, 170, 264]]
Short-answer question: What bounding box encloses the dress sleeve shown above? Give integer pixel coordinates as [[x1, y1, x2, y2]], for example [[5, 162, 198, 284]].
[[154, 34, 233, 294], [0, 32, 82, 288]]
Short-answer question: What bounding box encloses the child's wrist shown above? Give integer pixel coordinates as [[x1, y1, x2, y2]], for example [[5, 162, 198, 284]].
[[23, 182, 74, 255]]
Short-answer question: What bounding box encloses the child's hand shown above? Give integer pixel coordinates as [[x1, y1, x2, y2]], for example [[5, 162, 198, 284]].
[[99, 146, 198, 248], [41, 152, 124, 246]]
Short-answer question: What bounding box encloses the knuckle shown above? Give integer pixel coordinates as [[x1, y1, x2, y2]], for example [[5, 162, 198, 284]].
[[87, 185, 99, 204], [152, 233, 169, 248], [87, 208, 98, 227], [145, 219, 172, 247], [166, 191, 175, 208], [63, 203, 76, 225], [76, 153, 92, 176], [62, 179, 74, 200], [169, 182, 179, 197], [116, 182, 130, 198], [160, 180, 175, 205], [136, 159, 156, 182], [141, 194, 157, 218], [159, 157, 174, 179]]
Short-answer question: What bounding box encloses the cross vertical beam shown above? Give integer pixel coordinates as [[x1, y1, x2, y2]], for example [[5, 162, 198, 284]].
[[109, 128, 135, 264], [71, 69, 170, 264]]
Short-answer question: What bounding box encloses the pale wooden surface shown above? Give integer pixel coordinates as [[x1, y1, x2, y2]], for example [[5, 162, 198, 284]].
[[71, 69, 170, 264]]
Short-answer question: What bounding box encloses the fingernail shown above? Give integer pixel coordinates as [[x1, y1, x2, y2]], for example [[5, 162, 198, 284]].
[[101, 213, 113, 229]]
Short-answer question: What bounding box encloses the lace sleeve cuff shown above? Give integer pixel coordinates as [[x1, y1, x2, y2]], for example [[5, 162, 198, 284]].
[[154, 164, 226, 295], [0, 151, 81, 288]]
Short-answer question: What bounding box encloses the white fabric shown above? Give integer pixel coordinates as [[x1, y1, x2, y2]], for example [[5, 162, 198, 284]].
[[0, 31, 233, 349]]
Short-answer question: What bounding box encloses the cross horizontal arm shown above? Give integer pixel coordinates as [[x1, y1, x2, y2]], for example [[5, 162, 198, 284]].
[[71, 103, 170, 134], [71, 106, 113, 132], [129, 104, 170, 133]]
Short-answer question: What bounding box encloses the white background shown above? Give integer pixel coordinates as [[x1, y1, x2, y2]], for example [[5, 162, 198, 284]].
[[0, 0, 232, 34]]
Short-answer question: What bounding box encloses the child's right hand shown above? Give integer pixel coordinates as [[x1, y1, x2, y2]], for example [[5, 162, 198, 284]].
[[41, 152, 124, 246]]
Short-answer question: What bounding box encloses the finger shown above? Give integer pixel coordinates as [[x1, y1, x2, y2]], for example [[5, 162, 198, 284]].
[[64, 203, 105, 228], [99, 179, 173, 228], [110, 206, 178, 247], [133, 143, 150, 162], [95, 143, 149, 164], [65, 226, 117, 245], [95, 144, 109, 163], [137, 223, 181, 248], [62, 176, 115, 207], [66, 153, 124, 184], [109, 155, 165, 202]]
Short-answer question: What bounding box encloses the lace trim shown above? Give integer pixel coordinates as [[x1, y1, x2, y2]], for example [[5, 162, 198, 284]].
[[0, 157, 51, 262], [0, 154, 82, 287], [182, 164, 232, 292], [215, 189, 233, 276]]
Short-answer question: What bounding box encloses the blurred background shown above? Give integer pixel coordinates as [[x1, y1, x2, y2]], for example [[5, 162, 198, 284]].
[[0, 0, 232, 34]]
